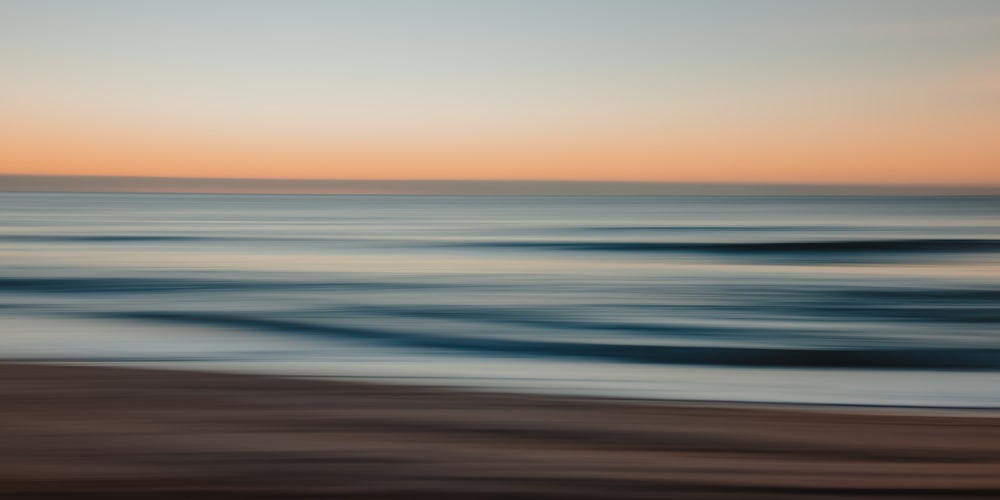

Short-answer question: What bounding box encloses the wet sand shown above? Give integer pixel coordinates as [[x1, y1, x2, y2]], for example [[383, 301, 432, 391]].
[[1, 362, 998, 499]]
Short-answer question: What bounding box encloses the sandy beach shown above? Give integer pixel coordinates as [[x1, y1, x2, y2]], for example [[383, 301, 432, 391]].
[[0, 363, 997, 499]]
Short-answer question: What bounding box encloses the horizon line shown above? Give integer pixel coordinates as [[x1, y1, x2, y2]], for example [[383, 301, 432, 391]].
[[2, 174, 999, 196]]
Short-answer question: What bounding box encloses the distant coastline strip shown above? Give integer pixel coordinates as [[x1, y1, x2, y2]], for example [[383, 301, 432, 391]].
[[2, 175, 1000, 196]]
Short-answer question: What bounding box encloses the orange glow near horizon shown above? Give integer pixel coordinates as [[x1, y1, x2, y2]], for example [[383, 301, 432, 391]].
[[4, 110, 999, 185]]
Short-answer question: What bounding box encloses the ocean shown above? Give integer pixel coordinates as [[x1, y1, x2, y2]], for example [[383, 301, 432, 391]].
[[1, 192, 999, 407]]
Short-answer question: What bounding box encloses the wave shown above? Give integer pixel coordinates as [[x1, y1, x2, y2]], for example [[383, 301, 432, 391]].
[[575, 225, 854, 232], [0, 277, 448, 294], [460, 238, 1000, 255], [342, 304, 771, 340], [8, 233, 999, 258], [103, 311, 1000, 370], [0, 234, 358, 244], [0, 234, 206, 243], [803, 287, 1000, 324], [834, 288, 1000, 302]]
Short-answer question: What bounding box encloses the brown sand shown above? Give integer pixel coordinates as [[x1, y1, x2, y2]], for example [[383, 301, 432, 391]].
[[1, 362, 998, 499]]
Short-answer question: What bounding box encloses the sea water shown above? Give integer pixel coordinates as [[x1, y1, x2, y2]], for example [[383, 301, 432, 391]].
[[1, 192, 999, 407]]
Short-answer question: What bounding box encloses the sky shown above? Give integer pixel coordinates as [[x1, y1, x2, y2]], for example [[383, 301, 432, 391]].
[[2, 0, 999, 188]]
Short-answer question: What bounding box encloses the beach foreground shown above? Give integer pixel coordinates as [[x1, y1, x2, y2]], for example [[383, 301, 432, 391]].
[[1, 363, 998, 499]]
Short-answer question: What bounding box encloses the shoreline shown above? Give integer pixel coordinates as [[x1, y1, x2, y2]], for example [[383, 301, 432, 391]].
[[301, 374, 1000, 418], [23, 359, 1000, 417], [2, 362, 999, 499]]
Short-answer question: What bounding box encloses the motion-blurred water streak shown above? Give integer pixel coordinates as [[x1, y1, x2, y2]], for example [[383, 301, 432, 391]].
[[2, 193, 999, 407]]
